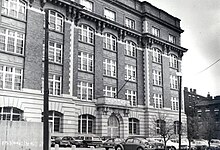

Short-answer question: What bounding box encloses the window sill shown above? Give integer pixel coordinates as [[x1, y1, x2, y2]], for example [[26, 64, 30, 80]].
[[1, 14, 27, 23], [125, 54, 136, 59], [103, 75, 117, 80], [103, 48, 117, 53], [78, 70, 94, 75], [78, 40, 94, 46], [0, 50, 25, 58]]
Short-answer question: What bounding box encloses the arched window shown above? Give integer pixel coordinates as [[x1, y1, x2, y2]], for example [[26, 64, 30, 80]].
[[48, 10, 64, 32], [129, 118, 139, 135], [2, 0, 26, 20], [152, 48, 162, 64], [125, 41, 136, 57], [42, 111, 63, 132], [169, 54, 178, 69], [0, 107, 23, 121], [174, 121, 179, 135], [78, 24, 94, 44], [78, 114, 95, 134], [103, 33, 117, 51], [156, 119, 166, 135]]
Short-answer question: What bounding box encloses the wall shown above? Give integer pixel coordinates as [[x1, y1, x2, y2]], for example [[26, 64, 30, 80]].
[[0, 121, 43, 150]]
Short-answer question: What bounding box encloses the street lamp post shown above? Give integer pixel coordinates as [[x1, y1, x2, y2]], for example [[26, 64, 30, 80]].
[[177, 72, 182, 150]]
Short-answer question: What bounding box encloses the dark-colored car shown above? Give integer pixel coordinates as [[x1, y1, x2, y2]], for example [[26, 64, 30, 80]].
[[58, 136, 75, 147], [115, 137, 151, 150], [82, 135, 103, 148], [72, 136, 84, 147], [103, 138, 124, 150], [51, 136, 59, 147]]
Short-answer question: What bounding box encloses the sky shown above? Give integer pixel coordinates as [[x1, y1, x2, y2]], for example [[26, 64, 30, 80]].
[[141, 0, 220, 97]]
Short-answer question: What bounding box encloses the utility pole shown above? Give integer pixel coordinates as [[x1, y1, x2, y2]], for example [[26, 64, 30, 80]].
[[43, 9, 49, 150], [177, 72, 182, 150]]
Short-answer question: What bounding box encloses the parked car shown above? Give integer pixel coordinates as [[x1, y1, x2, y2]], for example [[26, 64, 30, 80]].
[[58, 136, 75, 147], [51, 136, 59, 147], [114, 137, 151, 150], [82, 135, 103, 148], [210, 139, 220, 148], [145, 138, 164, 149], [103, 138, 124, 150], [191, 139, 208, 150], [72, 136, 84, 147]]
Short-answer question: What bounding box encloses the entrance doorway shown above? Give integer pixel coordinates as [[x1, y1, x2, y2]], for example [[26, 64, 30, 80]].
[[107, 114, 119, 138]]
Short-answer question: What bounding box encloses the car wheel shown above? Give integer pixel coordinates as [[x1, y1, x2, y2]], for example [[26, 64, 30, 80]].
[[137, 147, 144, 150], [105, 148, 109, 150], [115, 146, 123, 150], [170, 146, 176, 150]]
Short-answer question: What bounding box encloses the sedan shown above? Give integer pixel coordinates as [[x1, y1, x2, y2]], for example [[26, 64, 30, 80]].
[[115, 137, 151, 150], [103, 138, 124, 150]]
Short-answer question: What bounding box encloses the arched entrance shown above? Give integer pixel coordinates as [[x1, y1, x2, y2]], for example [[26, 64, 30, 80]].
[[107, 114, 120, 138]]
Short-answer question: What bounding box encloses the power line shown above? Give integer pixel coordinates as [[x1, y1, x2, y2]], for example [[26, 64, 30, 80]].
[[197, 58, 220, 74]]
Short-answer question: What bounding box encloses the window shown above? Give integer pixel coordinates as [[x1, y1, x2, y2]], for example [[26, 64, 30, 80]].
[[169, 34, 176, 44], [42, 111, 62, 132], [125, 64, 136, 81], [0, 28, 25, 55], [152, 27, 160, 37], [78, 114, 95, 134], [170, 75, 178, 89], [77, 81, 93, 100], [153, 93, 163, 109], [49, 10, 63, 32], [174, 121, 179, 134], [125, 41, 136, 57], [2, 0, 26, 20], [156, 120, 166, 135], [104, 9, 116, 21], [42, 74, 62, 95], [103, 33, 116, 51], [78, 52, 93, 72], [153, 70, 162, 86], [80, 0, 93, 12], [78, 24, 94, 44], [0, 107, 23, 121], [152, 48, 162, 64], [129, 118, 139, 135], [103, 58, 116, 77], [103, 85, 116, 98], [43, 41, 63, 64], [125, 18, 135, 29], [169, 54, 178, 69], [125, 90, 137, 106], [171, 97, 179, 111], [0, 65, 22, 90]]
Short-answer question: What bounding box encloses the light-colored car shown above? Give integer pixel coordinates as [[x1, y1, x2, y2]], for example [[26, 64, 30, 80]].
[[191, 139, 208, 150], [210, 139, 220, 148]]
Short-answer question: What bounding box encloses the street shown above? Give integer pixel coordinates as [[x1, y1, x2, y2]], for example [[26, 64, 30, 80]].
[[51, 147, 113, 150]]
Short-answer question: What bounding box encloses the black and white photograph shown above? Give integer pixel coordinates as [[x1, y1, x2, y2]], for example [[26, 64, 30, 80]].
[[0, 0, 219, 150]]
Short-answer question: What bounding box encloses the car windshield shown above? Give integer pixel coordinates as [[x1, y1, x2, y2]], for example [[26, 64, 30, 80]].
[[75, 136, 84, 140]]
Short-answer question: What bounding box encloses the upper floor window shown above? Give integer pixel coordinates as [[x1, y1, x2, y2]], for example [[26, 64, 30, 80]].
[[129, 118, 139, 135], [0, 65, 22, 90], [103, 33, 116, 51], [77, 81, 93, 101], [153, 70, 162, 86], [153, 93, 163, 109], [80, 0, 93, 12], [169, 34, 176, 44], [170, 75, 178, 90], [49, 10, 63, 32], [104, 8, 116, 21], [125, 64, 136, 82], [125, 17, 135, 29], [103, 58, 116, 77], [43, 41, 63, 64], [0, 28, 25, 55], [2, 0, 26, 20], [78, 51, 93, 72], [125, 41, 136, 57], [78, 114, 95, 134], [78, 24, 94, 44], [152, 48, 162, 64], [169, 54, 178, 69], [152, 27, 160, 37], [103, 85, 116, 98], [125, 90, 137, 106], [171, 97, 179, 111], [0, 107, 23, 121], [49, 74, 62, 95]]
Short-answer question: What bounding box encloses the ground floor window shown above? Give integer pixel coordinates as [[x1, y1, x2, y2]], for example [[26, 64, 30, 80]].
[[129, 118, 139, 134], [156, 119, 166, 135], [0, 107, 23, 121], [78, 114, 95, 134]]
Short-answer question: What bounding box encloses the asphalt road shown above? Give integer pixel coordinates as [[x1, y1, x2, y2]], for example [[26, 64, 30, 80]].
[[51, 147, 113, 150]]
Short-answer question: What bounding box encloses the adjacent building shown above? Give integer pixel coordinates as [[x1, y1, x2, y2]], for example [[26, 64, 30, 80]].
[[0, 0, 187, 138]]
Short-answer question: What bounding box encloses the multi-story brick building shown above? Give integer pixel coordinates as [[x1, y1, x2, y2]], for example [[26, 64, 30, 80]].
[[0, 0, 187, 138]]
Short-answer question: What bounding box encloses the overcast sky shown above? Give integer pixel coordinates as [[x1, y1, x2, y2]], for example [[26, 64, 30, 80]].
[[141, 0, 220, 96]]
